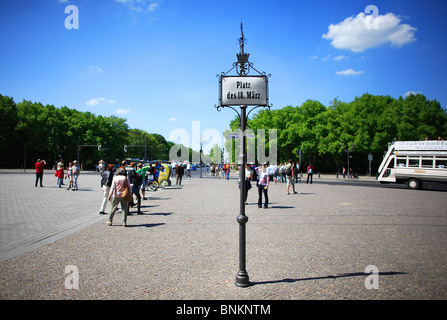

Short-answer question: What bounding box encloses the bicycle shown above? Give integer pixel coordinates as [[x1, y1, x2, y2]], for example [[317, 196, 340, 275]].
[[145, 174, 158, 192]]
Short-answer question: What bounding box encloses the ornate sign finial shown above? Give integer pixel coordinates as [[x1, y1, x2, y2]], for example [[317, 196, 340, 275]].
[[239, 22, 245, 54], [237, 22, 249, 75]]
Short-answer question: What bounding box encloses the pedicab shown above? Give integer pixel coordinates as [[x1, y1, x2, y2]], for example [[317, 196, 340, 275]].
[[142, 161, 171, 191], [157, 162, 171, 188]]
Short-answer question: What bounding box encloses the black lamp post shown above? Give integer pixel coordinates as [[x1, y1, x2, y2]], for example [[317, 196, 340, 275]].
[[235, 104, 249, 287], [216, 23, 271, 287], [343, 143, 355, 178]]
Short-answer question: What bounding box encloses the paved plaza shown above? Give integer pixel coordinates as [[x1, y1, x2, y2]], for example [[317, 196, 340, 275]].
[[0, 169, 446, 300]]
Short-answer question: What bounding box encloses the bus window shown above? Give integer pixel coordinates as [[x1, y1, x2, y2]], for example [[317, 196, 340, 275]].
[[409, 158, 420, 167], [436, 159, 447, 169], [422, 158, 433, 168], [396, 157, 406, 167]]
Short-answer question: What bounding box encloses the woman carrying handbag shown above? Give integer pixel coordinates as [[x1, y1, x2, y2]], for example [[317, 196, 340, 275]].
[[107, 168, 132, 227]]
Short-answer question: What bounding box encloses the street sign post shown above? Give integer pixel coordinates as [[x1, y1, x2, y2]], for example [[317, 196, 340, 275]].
[[216, 23, 271, 287], [368, 153, 373, 176]]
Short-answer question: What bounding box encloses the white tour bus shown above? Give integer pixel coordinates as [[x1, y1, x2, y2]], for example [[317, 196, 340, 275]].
[[377, 140, 447, 189]]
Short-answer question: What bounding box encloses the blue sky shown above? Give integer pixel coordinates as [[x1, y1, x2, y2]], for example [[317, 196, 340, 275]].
[[1, 0, 446, 153]]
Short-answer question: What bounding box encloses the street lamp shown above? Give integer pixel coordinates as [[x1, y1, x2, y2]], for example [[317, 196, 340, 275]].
[[216, 23, 271, 287], [199, 136, 204, 178], [343, 143, 354, 178]]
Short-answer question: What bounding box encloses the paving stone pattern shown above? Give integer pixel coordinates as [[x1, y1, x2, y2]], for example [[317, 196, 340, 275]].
[[0, 170, 446, 299]]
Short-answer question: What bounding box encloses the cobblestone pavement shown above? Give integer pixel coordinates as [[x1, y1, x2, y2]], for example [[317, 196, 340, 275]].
[[0, 169, 446, 300]]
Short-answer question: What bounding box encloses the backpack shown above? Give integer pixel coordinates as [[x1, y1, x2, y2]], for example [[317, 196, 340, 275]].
[[134, 172, 143, 188], [129, 169, 142, 188], [285, 165, 292, 176], [101, 171, 113, 187]]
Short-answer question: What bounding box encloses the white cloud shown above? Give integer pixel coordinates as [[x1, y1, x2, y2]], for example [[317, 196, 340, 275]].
[[116, 109, 131, 114], [147, 3, 159, 12], [86, 98, 116, 106], [336, 68, 364, 76], [115, 0, 159, 14], [334, 55, 347, 61], [323, 12, 417, 52], [168, 117, 179, 122], [310, 54, 348, 61], [404, 91, 421, 97], [88, 65, 104, 73]]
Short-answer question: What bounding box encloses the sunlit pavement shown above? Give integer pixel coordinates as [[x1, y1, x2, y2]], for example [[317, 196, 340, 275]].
[[1, 169, 446, 299]]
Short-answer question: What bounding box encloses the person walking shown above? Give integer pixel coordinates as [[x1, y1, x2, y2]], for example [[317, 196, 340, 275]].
[[239, 164, 253, 204], [55, 168, 64, 188], [285, 159, 297, 195], [225, 163, 230, 180], [35, 159, 46, 187], [221, 164, 225, 179], [127, 162, 143, 215], [269, 163, 278, 183], [306, 162, 314, 184], [295, 162, 301, 183], [136, 163, 148, 200], [279, 163, 286, 183], [65, 162, 74, 190], [55, 158, 64, 188], [100, 164, 114, 215], [107, 168, 131, 227], [175, 163, 184, 185], [98, 160, 106, 176], [72, 160, 80, 190], [255, 163, 269, 209]]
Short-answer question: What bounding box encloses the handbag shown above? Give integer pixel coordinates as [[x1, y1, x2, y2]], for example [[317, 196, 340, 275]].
[[121, 180, 133, 202]]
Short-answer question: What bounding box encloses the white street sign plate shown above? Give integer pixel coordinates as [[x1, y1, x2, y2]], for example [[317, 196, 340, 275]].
[[220, 76, 268, 106]]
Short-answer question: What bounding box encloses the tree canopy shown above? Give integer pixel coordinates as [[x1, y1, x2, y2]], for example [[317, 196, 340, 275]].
[[227, 93, 446, 174], [1, 93, 445, 173], [0, 94, 174, 169]]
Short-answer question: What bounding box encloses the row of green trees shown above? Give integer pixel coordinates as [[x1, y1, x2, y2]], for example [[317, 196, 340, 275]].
[[0, 94, 174, 169], [2, 93, 446, 173], [227, 93, 446, 174]]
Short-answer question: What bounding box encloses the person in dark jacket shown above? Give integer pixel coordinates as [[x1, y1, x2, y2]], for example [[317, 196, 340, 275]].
[[176, 164, 185, 185], [100, 164, 114, 215], [127, 162, 143, 215]]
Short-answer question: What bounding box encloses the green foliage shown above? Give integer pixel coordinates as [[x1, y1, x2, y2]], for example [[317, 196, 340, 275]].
[[2, 92, 445, 174], [0, 94, 174, 169], [232, 93, 446, 174]]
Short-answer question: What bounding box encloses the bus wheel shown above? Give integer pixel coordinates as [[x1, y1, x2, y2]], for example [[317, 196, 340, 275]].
[[407, 178, 421, 190]]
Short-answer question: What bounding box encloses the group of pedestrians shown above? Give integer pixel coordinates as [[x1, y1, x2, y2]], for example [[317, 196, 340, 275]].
[[281, 160, 315, 193], [55, 158, 80, 190], [210, 164, 231, 180], [100, 161, 146, 227], [236, 163, 270, 209], [237, 160, 316, 209], [34, 156, 315, 226], [34, 158, 80, 190], [33, 157, 156, 227]]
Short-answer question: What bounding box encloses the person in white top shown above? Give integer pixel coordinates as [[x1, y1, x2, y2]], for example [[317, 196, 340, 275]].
[[255, 164, 269, 209]]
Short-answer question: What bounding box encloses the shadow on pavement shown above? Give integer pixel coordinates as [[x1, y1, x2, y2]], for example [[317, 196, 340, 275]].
[[127, 223, 166, 228], [251, 271, 408, 286]]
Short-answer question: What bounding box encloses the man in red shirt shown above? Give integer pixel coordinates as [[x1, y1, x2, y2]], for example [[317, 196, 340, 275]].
[[35, 159, 46, 187], [306, 162, 314, 184]]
